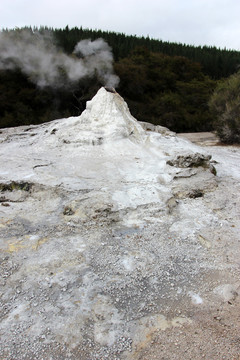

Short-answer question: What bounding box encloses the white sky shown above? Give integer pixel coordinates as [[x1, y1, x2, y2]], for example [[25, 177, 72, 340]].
[[1, 0, 240, 50]]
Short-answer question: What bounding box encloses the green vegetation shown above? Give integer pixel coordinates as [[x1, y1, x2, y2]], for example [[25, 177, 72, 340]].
[[115, 48, 215, 132], [1, 26, 240, 136], [209, 71, 240, 143], [53, 26, 240, 79]]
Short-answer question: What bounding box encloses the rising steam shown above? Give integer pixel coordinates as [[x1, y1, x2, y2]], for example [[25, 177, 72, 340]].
[[0, 29, 119, 88]]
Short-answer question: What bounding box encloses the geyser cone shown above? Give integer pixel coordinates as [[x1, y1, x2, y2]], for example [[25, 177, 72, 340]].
[[44, 87, 145, 147], [1, 74, 238, 360], [104, 86, 117, 93]]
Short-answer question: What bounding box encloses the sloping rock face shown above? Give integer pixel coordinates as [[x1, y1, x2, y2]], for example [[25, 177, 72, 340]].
[[0, 88, 240, 360]]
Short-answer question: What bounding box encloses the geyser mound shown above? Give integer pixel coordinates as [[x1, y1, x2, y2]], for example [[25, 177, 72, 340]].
[[43, 87, 145, 147], [0, 84, 240, 360]]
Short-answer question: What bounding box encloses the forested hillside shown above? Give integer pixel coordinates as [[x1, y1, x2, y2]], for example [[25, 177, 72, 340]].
[[54, 26, 240, 79], [1, 26, 240, 132]]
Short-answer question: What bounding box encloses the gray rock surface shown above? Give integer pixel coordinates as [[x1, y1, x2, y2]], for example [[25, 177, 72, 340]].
[[0, 88, 239, 359]]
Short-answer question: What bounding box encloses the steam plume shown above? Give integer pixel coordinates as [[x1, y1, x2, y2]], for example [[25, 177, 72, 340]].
[[0, 29, 119, 88]]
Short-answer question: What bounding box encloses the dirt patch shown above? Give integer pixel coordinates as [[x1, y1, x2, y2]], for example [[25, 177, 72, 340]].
[[177, 132, 220, 146], [137, 299, 240, 360]]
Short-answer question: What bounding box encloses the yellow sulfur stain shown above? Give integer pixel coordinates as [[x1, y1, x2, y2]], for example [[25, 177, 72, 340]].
[[0, 219, 13, 228], [198, 234, 211, 249], [8, 240, 25, 253], [7, 236, 49, 253], [32, 237, 48, 250], [129, 314, 192, 358]]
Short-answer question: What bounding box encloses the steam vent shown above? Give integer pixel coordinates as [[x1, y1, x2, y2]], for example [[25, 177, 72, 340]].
[[0, 87, 240, 359], [104, 86, 117, 93]]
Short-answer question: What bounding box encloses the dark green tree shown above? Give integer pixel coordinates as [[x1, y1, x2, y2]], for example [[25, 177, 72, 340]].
[[115, 48, 216, 132], [209, 71, 240, 143]]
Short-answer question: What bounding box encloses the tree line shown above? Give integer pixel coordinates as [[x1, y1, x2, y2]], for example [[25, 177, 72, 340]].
[[53, 26, 240, 79], [0, 26, 240, 135]]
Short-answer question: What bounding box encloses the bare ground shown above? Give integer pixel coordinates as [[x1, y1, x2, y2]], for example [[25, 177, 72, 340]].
[[146, 132, 240, 360], [177, 132, 220, 146], [0, 130, 240, 360]]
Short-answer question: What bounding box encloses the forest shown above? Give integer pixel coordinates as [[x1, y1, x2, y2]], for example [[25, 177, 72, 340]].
[[1, 26, 240, 133]]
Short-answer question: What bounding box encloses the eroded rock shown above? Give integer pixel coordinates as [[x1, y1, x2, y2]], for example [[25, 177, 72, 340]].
[[167, 152, 212, 169]]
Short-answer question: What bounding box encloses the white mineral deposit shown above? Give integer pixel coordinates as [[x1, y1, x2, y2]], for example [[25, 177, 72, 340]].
[[0, 88, 239, 359]]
